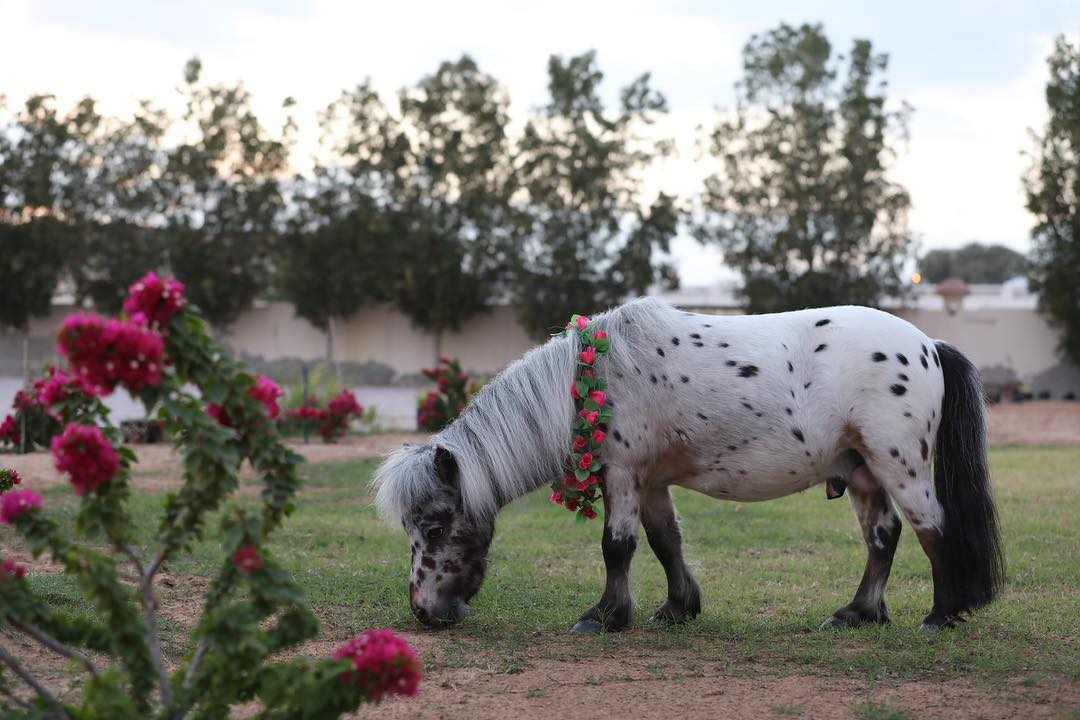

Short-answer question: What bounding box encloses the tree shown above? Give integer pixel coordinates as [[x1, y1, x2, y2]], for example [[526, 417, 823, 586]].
[[1025, 36, 1080, 366], [919, 242, 1026, 284], [698, 23, 912, 313], [159, 57, 293, 328], [0, 218, 67, 331], [513, 51, 679, 339]]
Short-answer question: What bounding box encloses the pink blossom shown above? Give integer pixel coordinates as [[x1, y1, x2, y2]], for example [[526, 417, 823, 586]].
[[591, 429, 606, 445], [333, 629, 423, 701], [0, 559, 27, 581], [123, 271, 186, 330], [1, 489, 43, 525], [57, 313, 163, 394], [249, 376, 282, 419], [588, 390, 606, 406], [51, 424, 119, 495], [35, 367, 99, 411], [232, 545, 263, 573], [579, 347, 596, 365]]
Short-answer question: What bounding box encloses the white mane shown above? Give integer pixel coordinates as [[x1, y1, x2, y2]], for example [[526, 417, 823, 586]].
[[371, 297, 675, 521]]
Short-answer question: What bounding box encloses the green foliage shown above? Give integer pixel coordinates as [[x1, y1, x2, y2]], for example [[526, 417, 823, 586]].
[[699, 23, 912, 312], [919, 242, 1027, 284], [0, 218, 67, 331], [1025, 35, 1080, 366], [0, 288, 407, 717], [512, 51, 679, 339]]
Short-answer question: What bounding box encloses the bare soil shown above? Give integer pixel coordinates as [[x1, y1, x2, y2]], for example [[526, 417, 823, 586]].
[[986, 400, 1080, 447]]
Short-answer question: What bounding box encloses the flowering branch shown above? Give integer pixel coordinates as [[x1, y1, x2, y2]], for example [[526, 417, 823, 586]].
[[0, 642, 70, 720]]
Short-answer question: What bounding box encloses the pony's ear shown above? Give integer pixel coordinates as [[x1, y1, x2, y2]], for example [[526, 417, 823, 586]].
[[434, 446, 458, 487]]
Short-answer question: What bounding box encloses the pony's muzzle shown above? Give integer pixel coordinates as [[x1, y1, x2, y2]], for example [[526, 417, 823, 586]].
[[412, 599, 470, 627]]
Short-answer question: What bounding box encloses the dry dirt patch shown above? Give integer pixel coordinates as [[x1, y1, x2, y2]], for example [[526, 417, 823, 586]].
[[987, 401, 1080, 447]]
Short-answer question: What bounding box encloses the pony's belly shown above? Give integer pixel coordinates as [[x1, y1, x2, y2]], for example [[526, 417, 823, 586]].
[[676, 468, 820, 502]]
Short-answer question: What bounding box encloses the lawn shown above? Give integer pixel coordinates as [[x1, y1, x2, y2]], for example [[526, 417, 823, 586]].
[[5, 446, 1079, 717]]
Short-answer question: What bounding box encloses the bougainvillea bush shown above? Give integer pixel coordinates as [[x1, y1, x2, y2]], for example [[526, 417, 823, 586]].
[[282, 390, 366, 443], [0, 272, 420, 719], [0, 379, 64, 454], [416, 357, 480, 432]]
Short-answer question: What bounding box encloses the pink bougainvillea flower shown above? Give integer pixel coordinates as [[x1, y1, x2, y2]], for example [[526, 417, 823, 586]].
[[578, 409, 599, 426], [588, 390, 606, 406], [438, 355, 452, 364], [594, 331, 608, 340], [1, 488, 43, 525], [571, 436, 587, 452], [51, 424, 120, 495], [591, 429, 606, 445], [206, 403, 230, 427], [578, 347, 596, 366], [249, 375, 282, 419], [123, 271, 186, 330], [436, 375, 449, 392], [0, 416, 19, 446], [333, 629, 423, 701], [35, 367, 99, 411], [581, 506, 597, 520], [57, 313, 164, 394], [0, 559, 27, 581], [328, 390, 363, 418], [577, 453, 593, 470], [232, 545, 263, 574]]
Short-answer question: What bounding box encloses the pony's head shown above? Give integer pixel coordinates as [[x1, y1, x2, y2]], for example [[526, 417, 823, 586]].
[[372, 443, 495, 627]]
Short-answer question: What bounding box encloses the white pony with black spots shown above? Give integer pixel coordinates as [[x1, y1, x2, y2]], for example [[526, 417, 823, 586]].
[[374, 298, 1004, 633]]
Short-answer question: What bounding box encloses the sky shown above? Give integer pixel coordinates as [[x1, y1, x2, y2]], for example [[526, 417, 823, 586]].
[[1, 0, 1076, 285]]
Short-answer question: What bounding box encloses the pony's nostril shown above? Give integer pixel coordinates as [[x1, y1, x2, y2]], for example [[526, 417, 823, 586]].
[[412, 605, 430, 625]]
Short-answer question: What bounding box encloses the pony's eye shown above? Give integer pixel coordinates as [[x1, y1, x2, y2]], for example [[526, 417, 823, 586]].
[[426, 527, 444, 541]]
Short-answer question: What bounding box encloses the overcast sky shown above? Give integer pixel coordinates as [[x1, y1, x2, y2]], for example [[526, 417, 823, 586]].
[[1, 0, 1075, 285]]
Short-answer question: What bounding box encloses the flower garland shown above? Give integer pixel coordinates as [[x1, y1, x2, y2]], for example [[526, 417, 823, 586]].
[[549, 314, 611, 521]]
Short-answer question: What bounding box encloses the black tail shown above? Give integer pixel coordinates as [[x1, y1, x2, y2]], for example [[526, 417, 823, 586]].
[[933, 341, 1005, 615]]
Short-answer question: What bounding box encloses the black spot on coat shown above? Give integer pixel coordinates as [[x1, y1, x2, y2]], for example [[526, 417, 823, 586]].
[[657, 347, 665, 357], [738, 365, 759, 378], [814, 343, 827, 353], [792, 428, 805, 443], [890, 384, 907, 396], [897, 353, 909, 366], [815, 319, 831, 327], [872, 352, 887, 362]]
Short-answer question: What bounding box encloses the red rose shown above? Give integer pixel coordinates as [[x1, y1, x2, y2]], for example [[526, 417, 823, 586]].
[[578, 453, 593, 470], [565, 499, 579, 511], [578, 409, 599, 425], [571, 383, 581, 400], [583, 369, 595, 379], [588, 390, 606, 406], [582, 507, 597, 519], [572, 436, 587, 451], [579, 347, 596, 365], [550, 491, 563, 505], [575, 316, 590, 331], [232, 545, 263, 574], [591, 429, 606, 444], [594, 331, 608, 340]]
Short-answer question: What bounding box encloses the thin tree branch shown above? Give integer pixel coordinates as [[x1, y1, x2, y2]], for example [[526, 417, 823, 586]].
[[139, 550, 174, 708], [122, 544, 146, 577], [169, 638, 210, 720], [9, 621, 98, 677], [0, 642, 70, 720]]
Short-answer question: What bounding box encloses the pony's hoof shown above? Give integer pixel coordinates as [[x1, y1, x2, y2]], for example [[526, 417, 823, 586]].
[[570, 620, 603, 635], [918, 611, 959, 632], [820, 616, 847, 630], [917, 622, 942, 633], [650, 603, 699, 625]]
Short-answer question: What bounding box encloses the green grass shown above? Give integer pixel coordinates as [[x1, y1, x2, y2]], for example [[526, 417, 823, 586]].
[[9, 447, 1080, 686]]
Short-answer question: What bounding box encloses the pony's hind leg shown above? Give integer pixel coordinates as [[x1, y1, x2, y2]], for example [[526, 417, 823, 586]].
[[571, 467, 639, 634], [641, 485, 701, 623], [823, 464, 902, 628]]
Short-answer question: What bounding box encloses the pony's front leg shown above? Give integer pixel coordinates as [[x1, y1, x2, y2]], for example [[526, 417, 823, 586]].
[[571, 467, 639, 634]]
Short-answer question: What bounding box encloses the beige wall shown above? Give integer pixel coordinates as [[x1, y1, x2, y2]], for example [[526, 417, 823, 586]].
[[896, 307, 1061, 379]]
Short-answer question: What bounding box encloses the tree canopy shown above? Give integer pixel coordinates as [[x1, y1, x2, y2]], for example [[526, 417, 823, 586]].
[[1025, 35, 1080, 366], [698, 23, 913, 313], [918, 242, 1026, 285]]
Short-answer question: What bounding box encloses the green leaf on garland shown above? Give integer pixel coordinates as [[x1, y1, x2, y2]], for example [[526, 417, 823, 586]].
[[574, 468, 590, 482], [575, 380, 588, 398], [583, 398, 599, 412]]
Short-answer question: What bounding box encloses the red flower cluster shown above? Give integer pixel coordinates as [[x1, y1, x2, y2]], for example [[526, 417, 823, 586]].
[[551, 314, 613, 521], [332, 629, 422, 701], [207, 375, 283, 428], [232, 545, 263, 573], [284, 391, 364, 443], [0, 415, 18, 447], [51, 424, 120, 495], [57, 313, 164, 394], [0, 488, 43, 525], [0, 468, 21, 493], [0, 559, 27, 581], [34, 367, 99, 413], [417, 358, 475, 432], [123, 271, 186, 331]]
